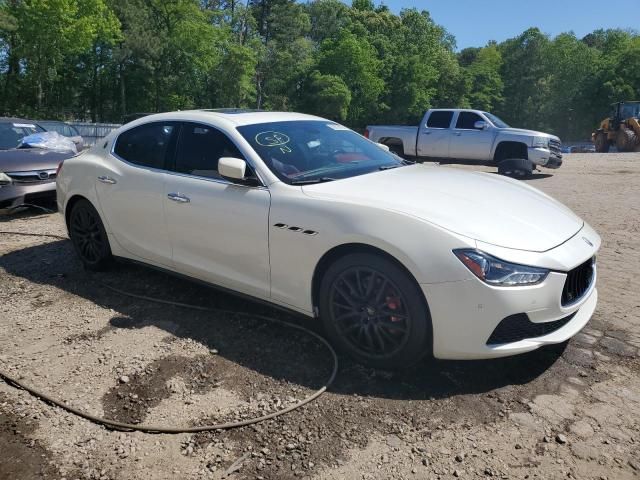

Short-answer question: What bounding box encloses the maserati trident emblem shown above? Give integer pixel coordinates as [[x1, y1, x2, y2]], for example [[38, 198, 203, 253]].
[[38, 171, 50, 180], [582, 237, 593, 247]]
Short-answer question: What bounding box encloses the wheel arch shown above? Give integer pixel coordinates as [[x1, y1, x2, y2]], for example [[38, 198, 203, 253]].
[[64, 194, 92, 230], [310, 242, 433, 350], [378, 137, 404, 154], [493, 141, 529, 162]]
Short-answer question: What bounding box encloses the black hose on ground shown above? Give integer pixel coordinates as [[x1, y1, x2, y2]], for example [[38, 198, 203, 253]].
[[0, 230, 339, 433]]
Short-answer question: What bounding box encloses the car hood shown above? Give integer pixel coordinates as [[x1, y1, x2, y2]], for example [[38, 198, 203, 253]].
[[0, 148, 73, 172], [500, 128, 560, 141], [302, 165, 583, 252]]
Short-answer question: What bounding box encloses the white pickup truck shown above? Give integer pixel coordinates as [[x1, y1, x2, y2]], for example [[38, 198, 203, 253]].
[[366, 109, 563, 175]]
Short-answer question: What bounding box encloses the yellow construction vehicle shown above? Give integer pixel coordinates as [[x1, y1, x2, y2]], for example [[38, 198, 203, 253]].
[[592, 101, 640, 153]]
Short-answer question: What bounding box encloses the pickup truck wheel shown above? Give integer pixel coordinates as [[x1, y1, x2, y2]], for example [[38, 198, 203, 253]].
[[319, 253, 430, 369], [387, 144, 405, 158], [497, 158, 533, 178]]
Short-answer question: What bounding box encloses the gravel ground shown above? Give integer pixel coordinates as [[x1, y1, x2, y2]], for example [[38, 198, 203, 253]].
[[1, 152, 639, 480]]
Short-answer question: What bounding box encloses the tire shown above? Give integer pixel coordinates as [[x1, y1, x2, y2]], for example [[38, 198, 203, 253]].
[[594, 132, 610, 153], [616, 128, 638, 152], [68, 199, 113, 271], [387, 144, 405, 159], [497, 158, 533, 178], [318, 252, 431, 369]]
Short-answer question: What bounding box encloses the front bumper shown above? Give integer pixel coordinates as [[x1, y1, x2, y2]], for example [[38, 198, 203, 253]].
[[528, 147, 563, 169], [424, 233, 598, 360], [0, 181, 57, 210]]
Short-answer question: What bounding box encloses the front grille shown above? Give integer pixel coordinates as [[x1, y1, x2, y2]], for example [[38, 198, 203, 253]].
[[549, 139, 562, 156], [7, 169, 57, 185], [487, 312, 576, 345], [561, 257, 595, 307]]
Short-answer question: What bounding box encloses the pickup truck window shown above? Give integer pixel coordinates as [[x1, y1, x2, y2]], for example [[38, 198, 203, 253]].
[[455, 112, 484, 130], [426, 111, 454, 129]]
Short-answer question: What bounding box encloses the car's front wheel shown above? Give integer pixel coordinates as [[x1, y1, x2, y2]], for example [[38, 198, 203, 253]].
[[68, 199, 113, 271], [319, 253, 431, 369]]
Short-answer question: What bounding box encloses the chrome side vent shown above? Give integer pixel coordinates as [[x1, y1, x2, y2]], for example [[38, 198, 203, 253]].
[[273, 223, 319, 236]]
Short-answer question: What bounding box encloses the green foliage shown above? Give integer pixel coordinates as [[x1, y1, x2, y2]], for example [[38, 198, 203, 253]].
[[0, 0, 637, 139]]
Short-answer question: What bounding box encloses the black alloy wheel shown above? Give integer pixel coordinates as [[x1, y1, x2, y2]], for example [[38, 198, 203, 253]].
[[69, 199, 113, 271], [319, 253, 431, 368]]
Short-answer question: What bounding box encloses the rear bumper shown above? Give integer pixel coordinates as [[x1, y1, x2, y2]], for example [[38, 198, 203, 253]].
[[0, 182, 57, 210]]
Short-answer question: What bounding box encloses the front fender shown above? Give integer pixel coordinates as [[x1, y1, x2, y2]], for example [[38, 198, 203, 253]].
[[267, 184, 476, 314]]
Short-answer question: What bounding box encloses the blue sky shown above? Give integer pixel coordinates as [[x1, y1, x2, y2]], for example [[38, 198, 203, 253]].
[[370, 0, 640, 49]]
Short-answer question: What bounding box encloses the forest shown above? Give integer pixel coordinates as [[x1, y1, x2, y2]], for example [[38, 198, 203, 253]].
[[1, 0, 639, 140]]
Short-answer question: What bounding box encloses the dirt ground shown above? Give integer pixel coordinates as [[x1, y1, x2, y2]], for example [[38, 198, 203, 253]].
[[1, 153, 639, 480]]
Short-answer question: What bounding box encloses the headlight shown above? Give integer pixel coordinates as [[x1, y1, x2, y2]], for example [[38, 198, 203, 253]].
[[0, 172, 12, 187], [532, 136, 550, 148], [454, 249, 549, 286]]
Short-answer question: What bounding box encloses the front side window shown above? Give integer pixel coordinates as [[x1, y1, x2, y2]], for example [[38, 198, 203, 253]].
[[237, 121, 404, 184], [456, 112, 484, 130], [426, 111, 454, 129], [172, 122, 244, 180], [113, 122, 177, 169]]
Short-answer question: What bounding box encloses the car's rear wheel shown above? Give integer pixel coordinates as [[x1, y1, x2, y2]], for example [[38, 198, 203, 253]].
[[319, 253, 430, 369], [69, 199, 113, 271]]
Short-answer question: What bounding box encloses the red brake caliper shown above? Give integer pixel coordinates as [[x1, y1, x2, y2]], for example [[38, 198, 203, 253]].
[[385, 296, 402, 323]]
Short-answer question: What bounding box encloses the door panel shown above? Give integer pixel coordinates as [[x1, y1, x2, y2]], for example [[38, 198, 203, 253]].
[[163, 121, 271, 299], [449, 112, 496, 160], [417, 111, 454, 158], [163, 176, 271, 299], [95, 122, 177, 266], [418, 130, 451, 158]]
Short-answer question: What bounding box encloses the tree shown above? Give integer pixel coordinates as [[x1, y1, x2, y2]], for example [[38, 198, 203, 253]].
[[300, 70, 351, 121]]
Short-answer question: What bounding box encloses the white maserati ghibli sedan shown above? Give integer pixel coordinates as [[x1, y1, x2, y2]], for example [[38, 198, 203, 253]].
[[56, 110, 600, 368]]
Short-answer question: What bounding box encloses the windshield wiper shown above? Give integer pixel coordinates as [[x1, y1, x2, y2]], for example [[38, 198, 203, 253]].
[[379, 164, 401, 170], [290, 177, 336, 185]]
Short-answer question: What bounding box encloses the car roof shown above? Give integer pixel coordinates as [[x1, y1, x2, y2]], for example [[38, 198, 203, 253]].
[[125, 110, 327, 128], [0, 117, 39, 125]]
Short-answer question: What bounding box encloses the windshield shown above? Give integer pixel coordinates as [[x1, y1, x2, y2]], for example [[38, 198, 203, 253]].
[[0, 121, 44, 150], [237, 121, 404, 184], [484, 112, 510, 128], [620, 103, 640, 119]]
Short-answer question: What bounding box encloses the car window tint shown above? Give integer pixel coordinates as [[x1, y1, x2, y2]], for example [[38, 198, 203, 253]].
[[114, 122, 177, 169], [173, 123, 243, 179], [456, 112, 484, 130], [426, 111, 453, 129]]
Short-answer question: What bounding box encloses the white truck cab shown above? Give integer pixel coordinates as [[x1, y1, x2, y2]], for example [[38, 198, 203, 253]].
[[366, 109, 563, 173]]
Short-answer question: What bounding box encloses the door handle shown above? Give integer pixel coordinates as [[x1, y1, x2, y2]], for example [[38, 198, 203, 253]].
[[97, 175, 117, 184], [454, 132, 462, 136], [422, 131, 432, 135], [167, 192, 190, 203]]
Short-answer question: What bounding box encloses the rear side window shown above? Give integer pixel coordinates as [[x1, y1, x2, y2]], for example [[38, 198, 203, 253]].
[[426, 111, 453, 129], [114, 122, 177, 169], [456, 112, 484, 130], [172, 122, 244, 179]]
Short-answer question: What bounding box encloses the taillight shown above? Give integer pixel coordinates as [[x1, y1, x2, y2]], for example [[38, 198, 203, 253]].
[[364, 129, 370, 139], [56, 161, 64, 176]]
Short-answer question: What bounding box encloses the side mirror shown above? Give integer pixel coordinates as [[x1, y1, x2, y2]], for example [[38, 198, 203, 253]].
[[474, 120, 488, 130], [376, 143, 390, 152], [218, 157, 247, 181]]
